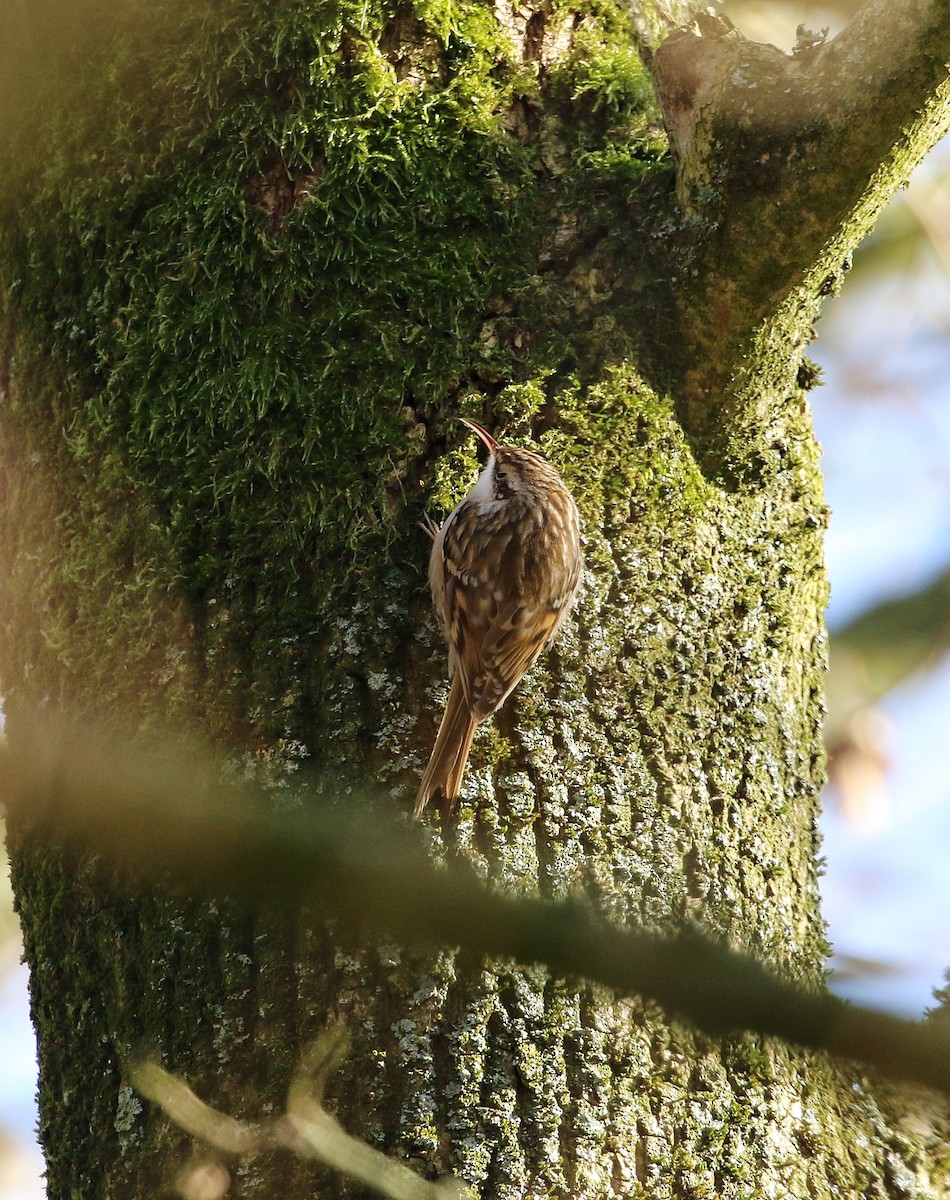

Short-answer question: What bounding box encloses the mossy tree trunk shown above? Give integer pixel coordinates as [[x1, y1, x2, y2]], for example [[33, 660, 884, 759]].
[[2, 0, 950, 1196]]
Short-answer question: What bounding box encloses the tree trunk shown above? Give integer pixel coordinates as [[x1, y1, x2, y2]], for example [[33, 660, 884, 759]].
[[2, 0, 950, 1196]]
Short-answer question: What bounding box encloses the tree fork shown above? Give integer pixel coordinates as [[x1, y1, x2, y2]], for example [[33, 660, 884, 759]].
[[651, 2, 950, 474]]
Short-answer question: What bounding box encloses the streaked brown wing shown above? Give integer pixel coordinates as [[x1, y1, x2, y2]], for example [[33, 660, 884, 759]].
[[470, 599, 562, 719], [439, 503, 497, 714], [449, 577, 497, 715]]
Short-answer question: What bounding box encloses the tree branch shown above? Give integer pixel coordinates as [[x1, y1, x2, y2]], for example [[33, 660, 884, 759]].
[[5, 718, 950, 1099], [652, 1, 950, 449]]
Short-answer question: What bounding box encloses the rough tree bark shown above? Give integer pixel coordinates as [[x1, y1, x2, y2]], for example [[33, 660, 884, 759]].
[[2, 0, 950, 1196]]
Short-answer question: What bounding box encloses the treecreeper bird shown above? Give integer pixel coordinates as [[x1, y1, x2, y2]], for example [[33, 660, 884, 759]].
[[415, 419, 583, 818]]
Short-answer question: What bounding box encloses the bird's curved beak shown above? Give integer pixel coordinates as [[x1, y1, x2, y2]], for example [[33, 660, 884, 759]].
[[460, 417, 498, 455]]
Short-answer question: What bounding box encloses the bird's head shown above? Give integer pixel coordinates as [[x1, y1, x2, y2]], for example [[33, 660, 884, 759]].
[[460, 418, 558, 502]]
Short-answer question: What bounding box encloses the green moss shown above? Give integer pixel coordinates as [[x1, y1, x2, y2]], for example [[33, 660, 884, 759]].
[[567, 27, 654, 117], [546, 14, 668, 188], [1, 0, 668, 718], [550, 367, 709, 524]]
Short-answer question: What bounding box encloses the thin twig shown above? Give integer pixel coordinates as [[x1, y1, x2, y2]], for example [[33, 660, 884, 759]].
[[132, 1062, 269, 1157], [132, 1038, 474, 1200]]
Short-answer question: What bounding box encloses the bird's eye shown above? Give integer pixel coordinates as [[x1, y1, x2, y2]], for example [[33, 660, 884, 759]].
[[496, 469, 508, 482]]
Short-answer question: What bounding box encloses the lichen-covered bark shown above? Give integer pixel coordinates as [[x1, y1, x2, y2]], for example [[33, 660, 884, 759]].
[[1, 0, 949, 1197]]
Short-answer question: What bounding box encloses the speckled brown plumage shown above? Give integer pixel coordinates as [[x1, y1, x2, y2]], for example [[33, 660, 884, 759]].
[[415, 421, 582, 817]]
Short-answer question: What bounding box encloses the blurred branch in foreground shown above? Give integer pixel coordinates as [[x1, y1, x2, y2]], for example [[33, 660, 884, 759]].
[[827, 564, 950, 741], [4, 718, 950, 1096], [133, 1027, 472, 1200], [825, 565, 950, 820]]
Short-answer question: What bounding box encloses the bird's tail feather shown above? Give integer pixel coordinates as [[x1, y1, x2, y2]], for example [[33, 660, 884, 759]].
[[414, 677, 477, 818]]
